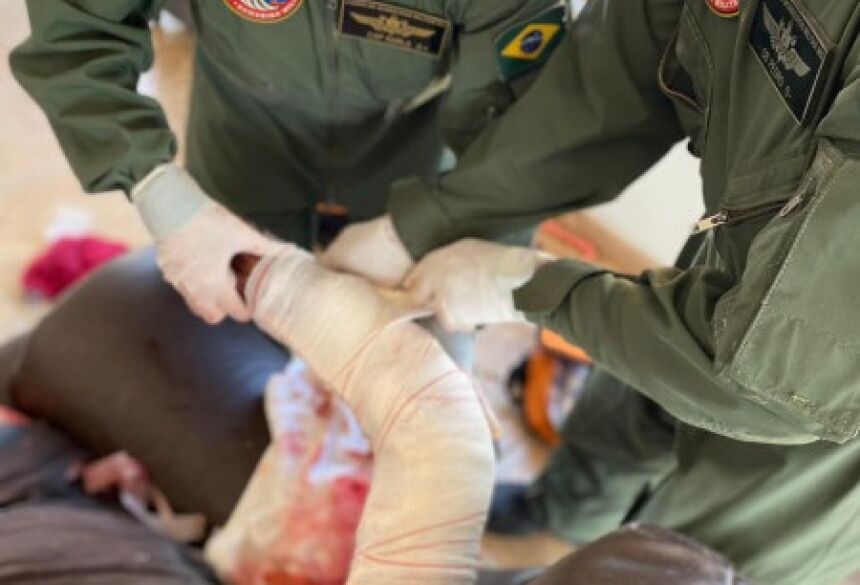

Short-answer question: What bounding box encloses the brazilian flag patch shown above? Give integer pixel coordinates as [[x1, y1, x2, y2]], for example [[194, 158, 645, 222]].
[[496, 4, 566, 82]]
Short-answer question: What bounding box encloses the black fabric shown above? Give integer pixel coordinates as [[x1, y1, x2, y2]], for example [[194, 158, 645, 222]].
[[476, 525, 748, 585], [0, 334, 29, 406], [0, 421, 85, 507], [0, 421, 219, 585], [532, 524, 750, 585], [486, 482, 545, 535], [0, 502, 219, 585], [11, 249, 288, 526]]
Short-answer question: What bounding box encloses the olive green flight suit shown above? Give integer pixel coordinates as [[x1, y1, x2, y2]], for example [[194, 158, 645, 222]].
[[387, 0, 860, 583], [10, 0, 563, 247]]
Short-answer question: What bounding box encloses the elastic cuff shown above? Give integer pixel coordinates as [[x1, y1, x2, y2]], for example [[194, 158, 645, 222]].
[[130, 163, 173, 203], [132, 164, 210, 240], [513, 258, 605, 317], [388, 177, 459, 260]]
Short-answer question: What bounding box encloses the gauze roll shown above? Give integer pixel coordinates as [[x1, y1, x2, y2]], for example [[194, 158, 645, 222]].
[[245, 245, 495, 585]]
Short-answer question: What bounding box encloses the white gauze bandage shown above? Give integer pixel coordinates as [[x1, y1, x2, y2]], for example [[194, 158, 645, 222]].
[[245, 245, 495, 585]]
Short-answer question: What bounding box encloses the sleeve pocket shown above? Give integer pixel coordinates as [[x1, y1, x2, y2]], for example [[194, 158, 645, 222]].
[[714, 141, 860, 443]]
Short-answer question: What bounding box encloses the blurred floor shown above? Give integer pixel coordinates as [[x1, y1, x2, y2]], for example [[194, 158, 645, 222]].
[[0, 4, 191, 344]]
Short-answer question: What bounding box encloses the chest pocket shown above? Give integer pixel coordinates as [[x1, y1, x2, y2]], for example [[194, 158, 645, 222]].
[[659, 6, 714, 157], [335, 0, 451, 106], [340, 39, 445, 105], [193, 1, 324, 101]]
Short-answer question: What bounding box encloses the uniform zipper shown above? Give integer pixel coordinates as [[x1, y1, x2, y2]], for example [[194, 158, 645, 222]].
[[326, 0, 341, 203], [692, 192, 806, 235]]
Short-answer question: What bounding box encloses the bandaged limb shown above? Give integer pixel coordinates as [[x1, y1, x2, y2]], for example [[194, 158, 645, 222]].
[[243, 245, 495, 585]]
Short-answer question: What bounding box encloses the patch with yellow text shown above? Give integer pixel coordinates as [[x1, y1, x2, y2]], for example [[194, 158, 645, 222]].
[[339, 0, 451, 57]]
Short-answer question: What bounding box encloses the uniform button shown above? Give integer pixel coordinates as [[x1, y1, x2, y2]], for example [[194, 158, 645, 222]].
[[485, 105, 498, 119]]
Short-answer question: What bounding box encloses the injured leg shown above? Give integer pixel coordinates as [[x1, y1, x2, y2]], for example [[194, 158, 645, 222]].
[[227, 245, 495, 585]]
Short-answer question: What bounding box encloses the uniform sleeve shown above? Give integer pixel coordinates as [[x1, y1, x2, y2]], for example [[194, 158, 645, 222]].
[[389, 0, 686, 257], [435, 0, 565, 158], [10, 0, 176, 195], [513, 259, 820, 444], [513, 41, 860, 445]]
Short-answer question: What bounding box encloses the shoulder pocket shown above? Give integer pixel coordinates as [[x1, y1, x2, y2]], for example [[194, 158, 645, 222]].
[[659, 6, 714, 156], [714, 141, 860, 442]]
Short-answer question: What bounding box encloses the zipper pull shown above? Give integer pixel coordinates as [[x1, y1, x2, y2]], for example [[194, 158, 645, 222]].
[[692, 210, 729, 234], [778, 192, 804, 218]]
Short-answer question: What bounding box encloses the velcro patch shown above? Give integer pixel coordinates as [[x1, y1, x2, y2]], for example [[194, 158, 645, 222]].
[[339, 0, 451, 58], [749, 0, 833, 124], [496, 4, 566, 82]]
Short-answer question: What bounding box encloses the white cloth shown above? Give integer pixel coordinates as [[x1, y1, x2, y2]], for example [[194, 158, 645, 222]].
[[321, 215, 414, 287], [205, 360, 372, 585], [132, 164, 274, 324], [245, 245, 495, 585], [405, 239, 552, 333]]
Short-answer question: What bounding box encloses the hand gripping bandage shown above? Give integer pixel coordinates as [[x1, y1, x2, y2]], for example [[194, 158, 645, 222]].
[[241, 245, 495, 585]]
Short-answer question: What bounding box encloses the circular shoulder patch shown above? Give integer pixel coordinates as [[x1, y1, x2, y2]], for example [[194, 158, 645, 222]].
[[224, 0, 303, 23], [706, 0, 740, 17]]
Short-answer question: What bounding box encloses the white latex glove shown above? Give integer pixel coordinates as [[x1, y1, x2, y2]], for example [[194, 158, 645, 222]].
[[132, 163, 275, 324], [405, 239, 553, 333], [321, 215, 414, 287]]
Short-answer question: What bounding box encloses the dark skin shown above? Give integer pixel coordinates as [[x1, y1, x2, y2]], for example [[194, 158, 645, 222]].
[[231, 253, 259, 301]]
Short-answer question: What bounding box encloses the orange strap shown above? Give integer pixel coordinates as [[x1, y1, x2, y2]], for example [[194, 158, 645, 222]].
[[522, 349, 562, 447], [540, 329, 591, 363]]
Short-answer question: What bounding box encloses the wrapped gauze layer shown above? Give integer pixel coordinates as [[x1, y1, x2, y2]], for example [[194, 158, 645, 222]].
[[245, 245, 494, 585]]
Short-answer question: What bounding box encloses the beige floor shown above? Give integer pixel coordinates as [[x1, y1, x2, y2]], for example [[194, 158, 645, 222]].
[[0, 6, 191, 345]]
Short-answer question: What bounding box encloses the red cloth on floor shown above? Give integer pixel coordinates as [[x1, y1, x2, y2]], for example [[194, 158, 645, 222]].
[[22, 237, 129, 299]]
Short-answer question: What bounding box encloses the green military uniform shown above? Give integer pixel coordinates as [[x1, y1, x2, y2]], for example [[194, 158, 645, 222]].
[[387, 0, 860, 583], [10, 0, 564, 247]]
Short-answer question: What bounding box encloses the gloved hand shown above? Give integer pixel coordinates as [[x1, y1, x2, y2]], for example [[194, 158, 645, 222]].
[[405, 239, 553, 333], [132, 163, 274, 324], [320, 215, 413, 287]]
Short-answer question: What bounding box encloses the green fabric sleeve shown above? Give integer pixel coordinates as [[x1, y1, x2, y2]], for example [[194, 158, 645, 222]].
[[510, 34, 860, 445], [10, 0, 176, 195], [436, 0, 564, 157], [390, 0, 686, 259], [514, 260, 821, 445]]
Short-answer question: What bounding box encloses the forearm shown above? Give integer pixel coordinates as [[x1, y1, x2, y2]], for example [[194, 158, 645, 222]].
[[10, 0, 175, 195], [515, 259, 821, 444], [390, 0, 685, 259]]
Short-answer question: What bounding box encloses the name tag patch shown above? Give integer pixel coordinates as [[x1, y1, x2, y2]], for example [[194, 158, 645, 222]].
[[339, 0, 451, 57], [749, 0, 832, 124]]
